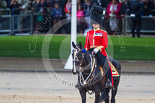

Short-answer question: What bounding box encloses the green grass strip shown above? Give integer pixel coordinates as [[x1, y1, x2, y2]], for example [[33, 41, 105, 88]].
[[0, 35, 154, 60]]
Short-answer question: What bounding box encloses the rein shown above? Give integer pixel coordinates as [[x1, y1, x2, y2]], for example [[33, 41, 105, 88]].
[[73, 49, 106, 95], [73, 49, 96, 86], [79, 55, 105, 95], [79, 54, 96, 86]]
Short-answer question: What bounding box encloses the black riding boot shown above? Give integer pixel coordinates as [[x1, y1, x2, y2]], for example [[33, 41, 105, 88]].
[[95, 52, 113, 89]]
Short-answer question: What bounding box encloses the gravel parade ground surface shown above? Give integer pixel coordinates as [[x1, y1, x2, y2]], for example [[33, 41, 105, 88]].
[[0, 72, 155, 103], [0, 58, 155, 103], [0, 58, 155, 73]]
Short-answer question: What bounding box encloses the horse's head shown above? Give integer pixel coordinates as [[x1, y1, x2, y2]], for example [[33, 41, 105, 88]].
[[72, 42, 91, 74]]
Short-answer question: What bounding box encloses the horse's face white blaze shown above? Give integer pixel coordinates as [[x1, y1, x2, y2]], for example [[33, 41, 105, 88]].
[[73, 49, 77, 74], [72, 48, 80, 74]]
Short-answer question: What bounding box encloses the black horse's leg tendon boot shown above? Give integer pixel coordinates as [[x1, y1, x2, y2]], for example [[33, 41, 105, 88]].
[[95, 52, 113, 89]]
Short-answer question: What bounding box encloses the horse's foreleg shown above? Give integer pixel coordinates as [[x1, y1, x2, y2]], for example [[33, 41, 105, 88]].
[[105, 98, 110, 103], [95, 92, 100, 103], [99, 88, 110, 103], [79, 88, 86, 103]]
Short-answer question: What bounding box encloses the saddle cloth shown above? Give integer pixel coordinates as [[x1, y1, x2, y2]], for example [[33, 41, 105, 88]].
[[109, 62, 120, 77], [99, 61, 120, 77]]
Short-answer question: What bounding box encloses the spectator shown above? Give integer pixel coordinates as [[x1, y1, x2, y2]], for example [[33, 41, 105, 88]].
[[10, 0, 22, 35], [43, 0, 54, 8], [64, 0, 71, 20], [120, 0, 130, 35], [0, 0, 7, 32], [0, 0, 7, 15], [120, 0, 130, 16], [77, 4, 84, 21], [152, 0, 155, 15], [77, 4, 86, 33], [52, 2, 63, 33], [64, 0, 71, 33], [41, 0, 52, 14], [84, 0, 93, 35], [33, 0, 44, 31], [106, 0, 122, 35], [6, 0, 12, 8], [20, 0, 34, 14], [52, 3, 63, 20], [33, 0, 42, 13], [54, 0, 67, 9], [10, 0, 22, 15], [130, 0, 142, 37], [77, 0, 84, 6], [18, 0, 27, 6], [94, 0, 111, 8], [76, 0, 85, 32], [47, 0, 55, 8], [139, 0, 144, 16], [143, 0, 155, 16], [84, 0, 92, 17], [60, 0, 67, 9], [54, 0, 61, 5]]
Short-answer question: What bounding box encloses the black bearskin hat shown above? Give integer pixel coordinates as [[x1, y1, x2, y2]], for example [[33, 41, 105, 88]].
[[90, 6, 105, 26]]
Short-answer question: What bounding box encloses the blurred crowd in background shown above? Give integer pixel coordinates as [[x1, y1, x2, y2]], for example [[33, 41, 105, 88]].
[[0, 0, 155, 36]]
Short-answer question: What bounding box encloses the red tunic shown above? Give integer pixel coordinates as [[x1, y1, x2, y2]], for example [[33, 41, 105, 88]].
[[84, 29, 108, 56]]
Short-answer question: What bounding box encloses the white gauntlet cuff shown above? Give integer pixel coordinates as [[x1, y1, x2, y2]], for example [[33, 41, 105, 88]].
[[93, 48, 99, 54]]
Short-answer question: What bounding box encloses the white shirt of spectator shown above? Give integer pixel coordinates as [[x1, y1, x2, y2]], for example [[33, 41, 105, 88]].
[[130, 14, 136, 17], [110, 4, 117, 12], [109, 4, 118, 17]]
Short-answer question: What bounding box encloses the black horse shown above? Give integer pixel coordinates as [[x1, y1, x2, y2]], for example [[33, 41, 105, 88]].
[[72, 42, 121, 103]]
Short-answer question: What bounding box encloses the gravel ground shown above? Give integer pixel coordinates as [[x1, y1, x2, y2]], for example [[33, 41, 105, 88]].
[[0, 58, 155, 73], [0, 72, 155, 103]]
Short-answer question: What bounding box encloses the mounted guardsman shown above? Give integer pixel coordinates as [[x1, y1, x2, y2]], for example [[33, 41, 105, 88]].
[[75, 6, 113, 89]]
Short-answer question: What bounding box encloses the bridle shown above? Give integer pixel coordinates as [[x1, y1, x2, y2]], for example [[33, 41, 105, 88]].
[[73, 48, 97, 86], [73, 48, 86, 67], [72, 42, 106, 94]]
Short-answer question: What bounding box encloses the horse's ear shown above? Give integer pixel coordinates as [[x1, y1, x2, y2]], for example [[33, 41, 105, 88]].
[[79, 42, 82, 49], [72, 42, 76, 48]]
